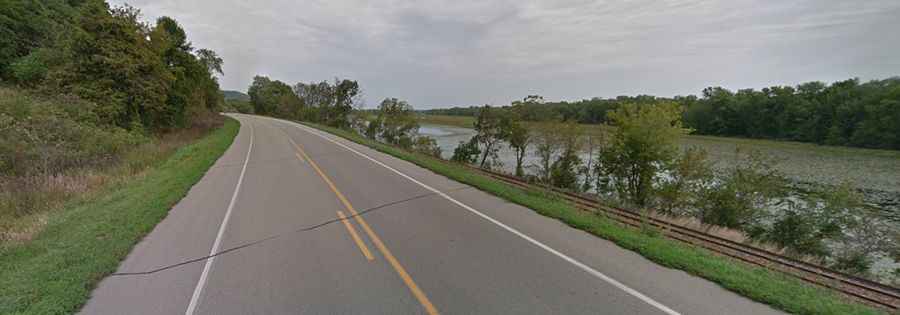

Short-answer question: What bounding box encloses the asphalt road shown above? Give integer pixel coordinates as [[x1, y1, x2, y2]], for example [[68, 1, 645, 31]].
[[81, 114, 785, 315]]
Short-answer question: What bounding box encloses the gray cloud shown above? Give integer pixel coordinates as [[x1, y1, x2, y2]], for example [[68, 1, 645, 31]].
[[111, 0, 900, 108]]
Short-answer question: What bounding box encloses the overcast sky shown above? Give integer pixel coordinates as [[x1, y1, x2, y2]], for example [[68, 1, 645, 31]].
[[111, 0, 900, 109]]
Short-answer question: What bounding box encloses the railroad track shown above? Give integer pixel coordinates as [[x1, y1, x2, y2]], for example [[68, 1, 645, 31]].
[[467, 166, 900, 311]]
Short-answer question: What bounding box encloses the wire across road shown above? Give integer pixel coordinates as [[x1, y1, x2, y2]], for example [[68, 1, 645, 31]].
[[80, 114, 788, 315]]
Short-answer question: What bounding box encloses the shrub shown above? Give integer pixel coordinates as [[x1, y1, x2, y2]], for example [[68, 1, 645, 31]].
[[693, 149, 785, 231], [654, 146, 713, 216], [223, 99, 254, 114], [9, 50, 50, 86], [412, 136, 442, 158], [0, 88, 145, 177], [451, 138, 480, 164]]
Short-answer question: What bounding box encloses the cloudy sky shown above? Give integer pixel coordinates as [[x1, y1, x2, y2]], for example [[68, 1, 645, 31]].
[[111, 0, 900, 109]]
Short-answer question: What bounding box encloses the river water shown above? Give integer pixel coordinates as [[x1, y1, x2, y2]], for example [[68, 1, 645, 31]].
[[418, 123, 899, 222]]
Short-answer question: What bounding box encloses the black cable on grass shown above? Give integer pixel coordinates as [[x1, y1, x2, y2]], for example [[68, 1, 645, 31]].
[[111, 186, 471, 276]]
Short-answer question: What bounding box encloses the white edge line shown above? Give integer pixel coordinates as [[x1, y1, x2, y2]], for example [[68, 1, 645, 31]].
[[271, 116, 681, 315], [185, 117, 254, 315]]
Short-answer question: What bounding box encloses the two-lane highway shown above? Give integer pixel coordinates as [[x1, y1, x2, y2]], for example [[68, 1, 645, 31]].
[[81, 114, 785, 314]]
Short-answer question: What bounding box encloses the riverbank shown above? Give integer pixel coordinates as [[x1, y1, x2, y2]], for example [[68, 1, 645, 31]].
[[417, 114, 900, 219]]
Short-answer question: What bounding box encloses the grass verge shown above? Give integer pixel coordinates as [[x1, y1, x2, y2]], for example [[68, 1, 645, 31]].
[[0, 117, 240, 314], [301, 120, 884, 315]]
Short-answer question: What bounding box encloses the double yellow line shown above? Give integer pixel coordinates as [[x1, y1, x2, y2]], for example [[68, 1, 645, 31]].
[[286, 134, 439, 315]]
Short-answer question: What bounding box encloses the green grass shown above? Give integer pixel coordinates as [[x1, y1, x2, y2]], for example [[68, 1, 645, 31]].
[[0, 118, 239, 314], [304, 120, 884, 315]]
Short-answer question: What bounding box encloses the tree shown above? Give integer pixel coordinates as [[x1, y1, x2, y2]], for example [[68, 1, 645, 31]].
[[293, 81, 331, 121], [150, 16, 223, 129], [507, 100, 533, 177], [506, 119, 530, 177], [292, 78, 361, 128], [472, 105, 510, 169], [598, 102, 688, 207], [196, 48, 223, 76], [376, 98, 418, 147], [67, 3, 173, 130], [578, 131, 605, 192], [530, 122, 562, 185], [0, 0, 78, 78], [247, 76, 272, 114], [248, 76, 301, 118], [329, 79, 360, 128], [549, 121, 583, 190]]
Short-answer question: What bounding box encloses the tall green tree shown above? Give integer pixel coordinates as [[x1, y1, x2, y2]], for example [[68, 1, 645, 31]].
[[598, 102, 688, 207], [531, 122, 562, 185], [248, 76, 301, 118], [66, 3, 173, 129], [472, 105, 510, 169], [549, 121, 583, 190], [506, 119, 530, 177], [507, 98, 534, 177], [376, 97, 418, 147]]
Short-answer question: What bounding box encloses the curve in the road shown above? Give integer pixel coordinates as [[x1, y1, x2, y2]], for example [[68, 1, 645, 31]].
[[271, 116, 681, 315]]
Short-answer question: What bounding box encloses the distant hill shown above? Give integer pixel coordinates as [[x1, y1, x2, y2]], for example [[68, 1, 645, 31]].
[[222, 90, 250, 101]]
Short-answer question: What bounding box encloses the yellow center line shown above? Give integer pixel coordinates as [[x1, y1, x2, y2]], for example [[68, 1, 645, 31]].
[[337, 210, 375, 261], [286, 135, 440, 315]]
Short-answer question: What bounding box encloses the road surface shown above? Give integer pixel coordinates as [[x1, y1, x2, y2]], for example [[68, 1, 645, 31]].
[[81, 114, 784, 314]]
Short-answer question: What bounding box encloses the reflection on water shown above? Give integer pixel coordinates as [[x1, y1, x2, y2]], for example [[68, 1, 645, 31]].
[[418, 124, 477, 159], [418, 123, 899, 222], [418, 125, 457, 137], [419, 123, 589, 174]]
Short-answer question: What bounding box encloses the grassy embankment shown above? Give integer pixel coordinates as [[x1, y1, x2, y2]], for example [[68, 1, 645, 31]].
[[301, 119, 884, 315], [0, 117, 239, 314]]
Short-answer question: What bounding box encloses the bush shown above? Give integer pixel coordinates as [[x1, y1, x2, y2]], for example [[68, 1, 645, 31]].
[[654, 146, 713, 216], [9, 50, 50, 86], [450, 138, 481, 164], [693, 149, 785, 231], [0, 88, 145, 177], [412, 136, 442, 158], [223, 99, 254, 114]]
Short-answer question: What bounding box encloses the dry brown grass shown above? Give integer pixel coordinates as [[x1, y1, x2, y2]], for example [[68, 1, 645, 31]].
[[0, 115, 223, 244]]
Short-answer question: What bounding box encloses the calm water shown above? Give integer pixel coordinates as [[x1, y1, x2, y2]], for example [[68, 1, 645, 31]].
[[418, 123, 899, 222], [420, 123, 592, 175]]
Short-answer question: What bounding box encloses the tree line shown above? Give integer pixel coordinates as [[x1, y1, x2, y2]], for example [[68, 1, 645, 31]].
[[2, 0, 224, 178], [244, 76, 442, 157], [1, 0, 225, 132], [423, 77, 900, 150], [1, 1, 225, 225]]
